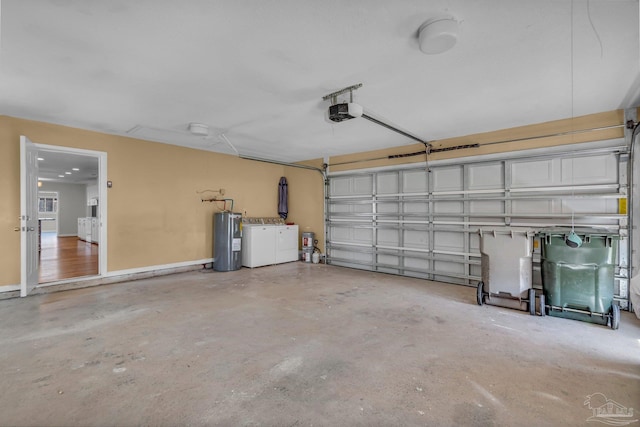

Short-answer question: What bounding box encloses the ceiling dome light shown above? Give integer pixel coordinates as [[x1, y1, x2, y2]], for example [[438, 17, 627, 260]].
[[418, 16, 459, 54], [188, 122, 209, 137]]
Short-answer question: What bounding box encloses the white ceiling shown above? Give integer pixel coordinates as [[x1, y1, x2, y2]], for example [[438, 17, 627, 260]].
[[1, 1, 639, 164], [37, 150, 98, 184]]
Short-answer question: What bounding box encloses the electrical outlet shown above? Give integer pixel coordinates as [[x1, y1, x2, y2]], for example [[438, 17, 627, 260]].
[[243, 209, 247, 217]]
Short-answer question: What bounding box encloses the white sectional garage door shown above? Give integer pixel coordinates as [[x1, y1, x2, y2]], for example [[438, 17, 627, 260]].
[[326, 141, 630, 307]]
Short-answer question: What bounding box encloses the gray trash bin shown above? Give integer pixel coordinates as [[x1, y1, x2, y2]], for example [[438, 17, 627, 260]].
[[476, 228, 542, 315]]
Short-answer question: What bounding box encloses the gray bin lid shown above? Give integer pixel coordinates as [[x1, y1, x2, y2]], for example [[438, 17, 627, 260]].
[[477, 226, 537, 237]]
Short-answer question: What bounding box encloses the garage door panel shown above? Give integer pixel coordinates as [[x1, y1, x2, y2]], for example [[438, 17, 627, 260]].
[[561, 198, 617, 214], [402, 170, 428, 192], [470, 200, 504, 213], [378, 267, 402, 275], [404, 230, 429, 249], [377, 172, 399, 194], [402, 253, 428, 263], [378, 254, 400, 266], [329, 227, 372, 245], [433, 167, 463, 191], [377, 229, 399, 246], [433, 216, 465, 224], [517, 218, 570, 227], [330, 177, 353, 196], [470, 264, 482, 279], [327, 145, 625, 302], [378, 202, 400, 214], [434, 258, 464, 273], [353, 176, 374, 194], [330, 203, 373, 214], [573, 218, 620, 227], [472, 218, 504, 226], [330, 175, 374, 196], [329, 226, 352, 241], [511, 159, 559, 188], [469, 233, 480, 251], [353, 228, 373, 243], [403, 201, 429, 214], [331, 248, 372, 263], [434, 255, 467, 284], [434, 231, 464, 252], [329, 204, 348, 214], [561, 155, 617, 185], [512, 200, 554, 214], [434, 201, 464, 213], [403, 256, 428, 269], [329, 175, 373, 196], [432, 274, 459, 284], [354, 204, 374, 214], [468, 163, 503, 190]]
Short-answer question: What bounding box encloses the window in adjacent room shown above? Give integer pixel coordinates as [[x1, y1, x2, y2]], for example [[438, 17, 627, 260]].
[[38, 195, 58, 213]]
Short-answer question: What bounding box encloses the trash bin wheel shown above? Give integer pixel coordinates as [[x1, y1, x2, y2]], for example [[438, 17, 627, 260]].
[[539, 294, 546, 317], [610, 304, 620, 330], [528, 288, 536, 316], [476, 281, 484, 306]]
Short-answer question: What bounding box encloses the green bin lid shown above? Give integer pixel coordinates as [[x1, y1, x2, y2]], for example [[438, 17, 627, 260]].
[[536, 227, 620, 240]]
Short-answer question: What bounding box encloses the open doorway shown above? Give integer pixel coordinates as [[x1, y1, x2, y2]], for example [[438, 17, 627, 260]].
[[25, 143, 107, 287]]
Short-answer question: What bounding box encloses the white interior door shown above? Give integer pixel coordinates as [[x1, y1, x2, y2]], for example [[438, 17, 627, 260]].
[[20, 136, 40, 297]]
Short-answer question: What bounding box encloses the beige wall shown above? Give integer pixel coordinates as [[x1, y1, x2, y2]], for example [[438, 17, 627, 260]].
[[0, 116, 324, 286], [285, 159, 326, 253]]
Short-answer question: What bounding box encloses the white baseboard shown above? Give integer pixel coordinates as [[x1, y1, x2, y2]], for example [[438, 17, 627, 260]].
[[1, 258, 215, 297], [106, 258, 214, 277]]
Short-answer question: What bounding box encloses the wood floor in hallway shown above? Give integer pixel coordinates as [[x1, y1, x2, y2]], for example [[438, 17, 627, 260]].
[[39, 232, 98, 283]]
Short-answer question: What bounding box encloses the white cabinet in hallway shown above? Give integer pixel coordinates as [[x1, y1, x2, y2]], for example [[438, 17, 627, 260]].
[[78, 217, 88, 242], [91, 218, 99, 244], [77, 217, 99, 243]]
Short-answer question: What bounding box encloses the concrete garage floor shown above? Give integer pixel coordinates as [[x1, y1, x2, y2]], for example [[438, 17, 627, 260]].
[[0, 263, 638, 427]]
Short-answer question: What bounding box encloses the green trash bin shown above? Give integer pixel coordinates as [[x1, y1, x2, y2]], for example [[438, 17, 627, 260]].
[[538, 228, 620, 329]]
